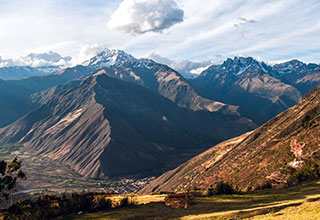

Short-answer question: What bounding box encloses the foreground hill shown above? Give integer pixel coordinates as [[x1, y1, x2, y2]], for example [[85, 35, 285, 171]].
[[141, 87, 320, 193], [0, 74, 255, 179]]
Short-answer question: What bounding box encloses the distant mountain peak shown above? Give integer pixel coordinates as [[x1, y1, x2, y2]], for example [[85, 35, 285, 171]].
[[208, 56, 273, 77], [84, 49, 137, 68], [273, 59, 320, 76], [83, 49, 158, 70]]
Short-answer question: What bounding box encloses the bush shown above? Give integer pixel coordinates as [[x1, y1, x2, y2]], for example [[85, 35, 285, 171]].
[[164, 192, 194, 208], [92, 196, 112, 211], [256, 180, 273, 190], [214, 182, 236, 195], [119, 195, 136, 207], [205, 182, 237, 196], [2, 192, 114, 220], [206, 187, 215, 197], [288, 161, 320, 185]]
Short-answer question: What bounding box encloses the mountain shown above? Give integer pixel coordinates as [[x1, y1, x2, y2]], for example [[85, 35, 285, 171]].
[[0, 74, 255, 179], [273, 59, 320, 94], [83, 49, 136, 68], [0, 66, 62, 80], [0, 65, 94, 128], [141, 87, 320, 193], [88, 50, 239, 115], [0, 49, 240, 128], [191, 57, 305, 124]]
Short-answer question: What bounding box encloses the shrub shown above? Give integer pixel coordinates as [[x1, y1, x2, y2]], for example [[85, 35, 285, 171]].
[[119, 197, 129, 207], [206, 187, 215, 197], [205, 182, 237, 196], [165, 192, 194, 208], [288, 161, 320, 185], [256, 181, 273, 190], [92, 196, 112, 211], [214, 182, 236, 195], [119, 195, 136, 207], [2, 191, 114, 220]]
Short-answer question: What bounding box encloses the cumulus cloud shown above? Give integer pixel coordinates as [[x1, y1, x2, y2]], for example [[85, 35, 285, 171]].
[[73, 44, 109, 65], [0, 51, 72, 67], [108, 0, 184, 35], [149, 53, 213, 78]]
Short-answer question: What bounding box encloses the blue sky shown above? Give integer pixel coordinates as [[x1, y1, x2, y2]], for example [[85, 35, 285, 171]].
[[1, 0, 320, 64]]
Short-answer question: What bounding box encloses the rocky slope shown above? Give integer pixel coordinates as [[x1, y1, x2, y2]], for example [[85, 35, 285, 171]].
[[0, 74, 255, 179], [0, 65, 94, 128], [141, 87, 320, 193]]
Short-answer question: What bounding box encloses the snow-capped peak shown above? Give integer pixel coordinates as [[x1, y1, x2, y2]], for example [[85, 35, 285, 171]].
[[273, 59, 319, 76], [222, 56, 271, 76], [84, 49, 137, 68]]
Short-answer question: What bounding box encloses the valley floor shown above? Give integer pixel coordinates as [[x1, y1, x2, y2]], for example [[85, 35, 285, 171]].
[[0, 145, 153, 199], [63, 181, 320, 220]]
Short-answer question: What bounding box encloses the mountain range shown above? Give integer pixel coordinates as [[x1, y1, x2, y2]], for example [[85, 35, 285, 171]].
[[0, 73, 255, 178], [191, 57, 320, 124], [0, 49, 319, 181], [0, 50, 255, 179]]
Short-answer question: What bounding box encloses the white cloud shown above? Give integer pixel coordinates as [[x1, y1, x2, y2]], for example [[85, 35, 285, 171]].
[[1, 0, 320, 64], [148, 53, 213, 78], [72, 44, 109, 65], [108, 0, 184, 34], [0, 51, 72, 67]]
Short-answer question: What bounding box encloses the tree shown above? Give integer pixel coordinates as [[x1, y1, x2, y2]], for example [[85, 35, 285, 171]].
[[0, 156, 26, 205]]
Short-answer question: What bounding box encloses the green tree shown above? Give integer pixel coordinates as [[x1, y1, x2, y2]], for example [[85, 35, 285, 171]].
[[0, 156, 26, 205]]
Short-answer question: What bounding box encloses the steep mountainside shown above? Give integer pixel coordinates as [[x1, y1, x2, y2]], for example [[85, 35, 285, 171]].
[[141, 87, 320, 193], [90, 50, 239, 115], [0, 65, 94, 128], [0, 74, 255, 179], [191, 57, 312, 124]]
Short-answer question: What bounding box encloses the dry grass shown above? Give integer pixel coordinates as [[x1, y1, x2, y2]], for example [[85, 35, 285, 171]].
[[246, 200, 320, 220], [63, 181, 320, 220]]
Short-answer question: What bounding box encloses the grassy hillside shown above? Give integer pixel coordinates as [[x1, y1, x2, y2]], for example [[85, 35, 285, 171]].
[[60, 181, 320, 220]]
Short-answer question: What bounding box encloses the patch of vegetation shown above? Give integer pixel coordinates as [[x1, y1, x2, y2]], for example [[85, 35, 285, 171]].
[[1, 157, 26, 205], [206, 182, 237, 196], [119, 195, 137, 207], [1, 192, 113, 220], [0, 143, 23, 154], [164, 191, 195, 208], [288, 161, 320, 185]]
